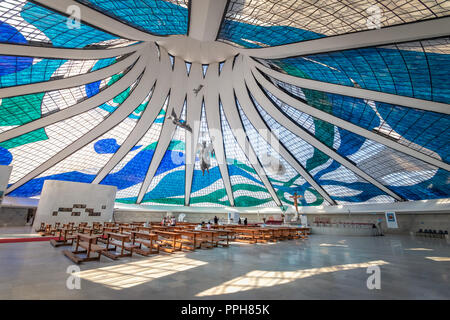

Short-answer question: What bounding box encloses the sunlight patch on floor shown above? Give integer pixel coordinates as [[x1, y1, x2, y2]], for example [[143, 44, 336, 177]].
[[425, 256, 450, 262], [319, 243, 349, 247], [75, 254, 207, 290], [195, 260, 389, 297]]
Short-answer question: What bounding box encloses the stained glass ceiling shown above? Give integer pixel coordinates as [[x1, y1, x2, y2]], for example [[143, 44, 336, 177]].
[[0, 0, 449, 208]]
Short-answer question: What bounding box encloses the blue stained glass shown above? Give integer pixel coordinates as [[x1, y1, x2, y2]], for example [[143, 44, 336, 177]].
[[78, 0, 188, 35], [219, 20, 324, 48], [0, 21, 34, 77], [268, 38, 450, 103], [271, 78, 450, 162], [18, 2, 118, 48], [0, 147, 13, 165], [252, 94, 392, 204], [274, 98, 450, 201]]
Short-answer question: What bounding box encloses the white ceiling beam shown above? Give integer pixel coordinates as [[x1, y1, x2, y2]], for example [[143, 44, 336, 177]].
[[252, 65, 450, 172], [32, 0, 161, 41], [188, 0, 228, 41], [204, 62, 235, 206], [0, 51, 146, 144], [238, 17, 450, 59], [6, 52, 155, 194], [234, 57, 336, 205], [252, 61, 450, 115], [184, 63, 204, 206], [136, 55, 189, 204], [219, 58, 282, 206], [0, 42, 144, 60], [242, 64, 404, 201], [93, 47, 165, 183], [0, 49, 140, 98]]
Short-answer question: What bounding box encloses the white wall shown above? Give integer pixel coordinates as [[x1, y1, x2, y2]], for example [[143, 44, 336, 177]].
[[0, 165, 12, 202], [32, 180, 116, 228]]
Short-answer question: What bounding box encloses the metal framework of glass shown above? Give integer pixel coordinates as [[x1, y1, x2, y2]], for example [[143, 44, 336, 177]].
[[0, 0, 448, 208]]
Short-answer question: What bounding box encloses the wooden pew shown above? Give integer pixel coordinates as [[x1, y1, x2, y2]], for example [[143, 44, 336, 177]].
[[215, 229, 234, 247], [256, 228, 276, 243], [154, 230, 182, 253], [50, 227, 77, 247], [102, 232, 139, 260], [63, 233, 105, 264], [136, 226, 153, 233], [234, 228, 258, 244], [131, 231, 159, 256], [196, 230, 217, 248], [131, 222, 145, 227], [119, 225, 136, 235], [78, 226, 94, 236], [35, 222, 45, 233], [175, 230, 201, 251], [97, 226, 119, 244], [92, 222, 103, 234]]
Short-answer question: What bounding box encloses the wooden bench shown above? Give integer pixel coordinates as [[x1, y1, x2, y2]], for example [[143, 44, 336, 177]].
[[78, 226, 94, 236], [50, 227, 77, 247], [119, 225, 136, 235], [154, 230, 182, 253], [296, 227, 310, 239], [136, 226, 153, 233], [102, 232, 138, 260], [63, 233, 105, 264], [255, 228, 276, 243], [97, 226, 119, 244], [132, 231, 159, 256], [234, 228, 258, 244], [35, 222, 46, 233], [92, 222, 103, 234], [175, 230, 201, 251], [196, 230, 217, 248], [131, 222, 145, 227], [215, 229, 234, 247]]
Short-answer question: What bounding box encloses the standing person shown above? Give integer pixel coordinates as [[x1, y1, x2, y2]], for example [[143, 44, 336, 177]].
[[244, 217, 248, 225], [161, 217, 165, 226], [375, 218, 384, 236], [214, 216, 218, 225], [238, 218, 242, 225]]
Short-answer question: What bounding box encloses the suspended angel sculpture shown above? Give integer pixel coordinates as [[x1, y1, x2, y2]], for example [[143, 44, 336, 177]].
[[168, 109, 192, 132], [196, 140, 215, 175]]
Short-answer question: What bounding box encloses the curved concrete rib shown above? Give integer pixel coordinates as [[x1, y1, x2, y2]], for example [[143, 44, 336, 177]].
[[238, 17, 450, 59], [33, 0, 163, 41], [203, 62, 235, 206], [219, 58, 282, 207], [184, 63, 204, 206], [6, 52, 155, 195], [0, 50, 141, 98], [137, 54, 188, 204], [234, 58, 335, 205], [0, 51, 147, 144], [0, 42, 145, 60], [251, 65, 450, 172], [251, 61, 450, 115], [242, 61, 404, 201], [93, 47, 165, 184]]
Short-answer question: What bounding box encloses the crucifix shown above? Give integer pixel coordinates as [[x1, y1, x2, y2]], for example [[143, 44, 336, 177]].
[[289, 192, 303, 215]]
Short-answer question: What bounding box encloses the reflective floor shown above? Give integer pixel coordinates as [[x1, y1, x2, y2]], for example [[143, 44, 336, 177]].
[[0, 226, 39, 239], [0, 234, 449, 299]]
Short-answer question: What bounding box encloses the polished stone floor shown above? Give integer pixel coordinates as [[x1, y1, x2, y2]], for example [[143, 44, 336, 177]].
[[0, 233, 449, 299], [0, 226, 39, 239]]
